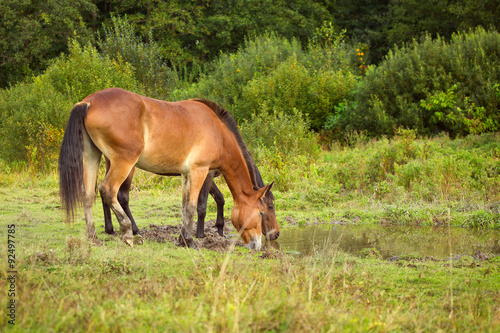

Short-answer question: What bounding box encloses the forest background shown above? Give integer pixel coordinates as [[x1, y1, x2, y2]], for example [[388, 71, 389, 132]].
[[0, 0, 500, 228]]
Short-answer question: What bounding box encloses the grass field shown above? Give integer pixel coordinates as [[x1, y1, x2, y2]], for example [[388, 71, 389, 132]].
[[1, 132, 500, 332], [0, 161, 499, 332]]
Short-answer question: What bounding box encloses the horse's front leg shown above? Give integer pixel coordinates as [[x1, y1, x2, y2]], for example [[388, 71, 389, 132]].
[[179, 168, 209, 248]]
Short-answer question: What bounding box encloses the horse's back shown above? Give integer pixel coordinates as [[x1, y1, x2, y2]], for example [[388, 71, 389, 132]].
[[81, 88, 226, 174], [138, 98, 226, 173]]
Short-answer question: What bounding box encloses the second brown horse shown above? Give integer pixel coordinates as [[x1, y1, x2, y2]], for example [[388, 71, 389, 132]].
[[59, 88, 273, 250]]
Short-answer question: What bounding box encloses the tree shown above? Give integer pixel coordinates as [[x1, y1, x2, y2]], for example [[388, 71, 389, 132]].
[[0, 0, 96, 87]]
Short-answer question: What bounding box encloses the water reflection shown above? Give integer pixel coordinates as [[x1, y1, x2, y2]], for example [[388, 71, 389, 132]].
[[267, 223, 500, 259]]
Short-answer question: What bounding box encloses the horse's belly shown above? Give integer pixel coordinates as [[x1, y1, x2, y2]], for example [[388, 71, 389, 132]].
[[135, 151, 186, 175], [136, 142, 220, 175]]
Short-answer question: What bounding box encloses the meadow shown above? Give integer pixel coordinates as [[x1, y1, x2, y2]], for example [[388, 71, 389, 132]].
[[1, 132, 500, 332], [1, 10, 499, 333]]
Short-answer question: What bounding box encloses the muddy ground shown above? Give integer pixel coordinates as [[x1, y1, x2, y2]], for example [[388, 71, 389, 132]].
[[140, 218, 240, 251], [139, 219, 284, 259]]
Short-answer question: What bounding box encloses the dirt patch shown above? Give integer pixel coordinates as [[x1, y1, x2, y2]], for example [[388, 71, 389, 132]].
[[387, 251, 498, 267], [140, 219, 245, 252]]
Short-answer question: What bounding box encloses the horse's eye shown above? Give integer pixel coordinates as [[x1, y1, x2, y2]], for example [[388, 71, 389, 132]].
[[259, 212, 264, 218]]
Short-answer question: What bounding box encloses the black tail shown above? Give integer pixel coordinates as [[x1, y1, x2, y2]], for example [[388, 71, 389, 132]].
[[58, 103, 90, 223]]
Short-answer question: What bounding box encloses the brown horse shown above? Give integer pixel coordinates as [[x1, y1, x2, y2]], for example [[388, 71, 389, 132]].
[[101, 151, 280, 241], [58, 88, 273, 250]]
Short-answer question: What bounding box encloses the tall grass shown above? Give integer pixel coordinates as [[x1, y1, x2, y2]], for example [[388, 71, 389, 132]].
[[0, 198, 498, 332], [239, 124, 500, 228]]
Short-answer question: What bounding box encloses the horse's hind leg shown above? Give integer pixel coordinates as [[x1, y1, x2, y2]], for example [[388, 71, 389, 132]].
[[103, 158, 140, 236], [210, 181, 225, 236], [195, 172, 215, 238], [82, 132, 102, 245], [99, 160, 136, 246]]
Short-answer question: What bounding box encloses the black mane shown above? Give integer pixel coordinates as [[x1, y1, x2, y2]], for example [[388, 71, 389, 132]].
[[193, 99, 263, 188]]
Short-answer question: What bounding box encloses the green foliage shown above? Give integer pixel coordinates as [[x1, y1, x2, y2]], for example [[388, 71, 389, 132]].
[[0, 41, 140, 169], [306, 21, 359, 73], [241, 107, 320, 157], [184, 32, 358, 129], [421, 84, 499, 136], [339, 28, 500, 137], [98, 16, 180, 99], [386, 0, 500, 56], [3, 0, 500, 90], [0, 0, 96, 87], [240, 55, 357, 129], [179, 33, 305, 105], [240, 108, 320, 191], [44, 40, 140, 100]]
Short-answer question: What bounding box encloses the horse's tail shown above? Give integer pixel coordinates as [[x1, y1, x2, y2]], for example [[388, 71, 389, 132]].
[[58, 102, 90, 223]]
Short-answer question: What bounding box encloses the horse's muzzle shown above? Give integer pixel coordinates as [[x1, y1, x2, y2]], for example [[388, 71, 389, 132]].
[[245, 236, 262, 251]]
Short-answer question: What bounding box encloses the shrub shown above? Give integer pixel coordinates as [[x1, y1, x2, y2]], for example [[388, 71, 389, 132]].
[[98, 16, 181, 99], [240, 108, 320, 191], [240, 106, 319, 156], [0, 41, 140, 170], [336, 28, 500, 137], [421, 84, 499, 135], [240, 56, 357, 129], [178, 33, 305, 109]]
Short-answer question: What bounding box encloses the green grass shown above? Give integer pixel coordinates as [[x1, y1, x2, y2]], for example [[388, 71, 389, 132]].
[[1, 133, 500, 331], [0, 166, 499, 332]]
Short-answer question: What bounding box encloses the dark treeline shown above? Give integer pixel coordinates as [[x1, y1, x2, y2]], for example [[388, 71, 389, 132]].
[[1, 0, 499, 88]]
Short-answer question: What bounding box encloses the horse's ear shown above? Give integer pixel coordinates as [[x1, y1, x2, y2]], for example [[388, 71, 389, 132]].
[[256, 182, 274, 200]]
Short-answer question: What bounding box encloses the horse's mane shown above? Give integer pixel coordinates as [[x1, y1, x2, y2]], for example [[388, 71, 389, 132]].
[[193, 99, 262, 188]]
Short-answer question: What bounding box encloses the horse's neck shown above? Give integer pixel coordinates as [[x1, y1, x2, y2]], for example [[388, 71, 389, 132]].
[[219, 140, 255, 203]]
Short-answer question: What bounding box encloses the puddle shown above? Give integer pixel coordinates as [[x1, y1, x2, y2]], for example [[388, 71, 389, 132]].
[[138, 219, 500, 259], [269, 223, 500, 259]]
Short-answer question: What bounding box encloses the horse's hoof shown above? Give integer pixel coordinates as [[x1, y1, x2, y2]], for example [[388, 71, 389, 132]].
[[178, 236, 198, 250], [123, 237, 134, 248], [93, 238, 103, 246]]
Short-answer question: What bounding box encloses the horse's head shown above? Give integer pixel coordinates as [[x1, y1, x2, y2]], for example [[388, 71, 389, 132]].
[[232, 183, 274, 250], [261, 188, 280, 241]]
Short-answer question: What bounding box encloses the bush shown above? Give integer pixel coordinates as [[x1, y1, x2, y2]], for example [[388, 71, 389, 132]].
[[0, 41, 140, 170], [334, 28, 500, 137], [240, 56, 357, 129], [178, 33, 304, 106], [181, 26, 359, 130], [239, 108, 320, 191], [98, 16, 182, 99]]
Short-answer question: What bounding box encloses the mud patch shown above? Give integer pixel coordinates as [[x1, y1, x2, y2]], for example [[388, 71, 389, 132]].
[[387, 251, 498, 267], [140, 219, 245, 252]]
